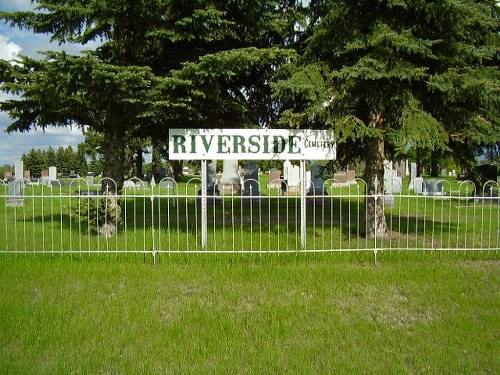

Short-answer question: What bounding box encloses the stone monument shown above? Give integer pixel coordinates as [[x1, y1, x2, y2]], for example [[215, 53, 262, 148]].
[[220, 160, 240, 195]]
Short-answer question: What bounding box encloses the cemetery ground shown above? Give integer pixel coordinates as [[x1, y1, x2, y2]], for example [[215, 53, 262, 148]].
[[0, 252, 499, 374]]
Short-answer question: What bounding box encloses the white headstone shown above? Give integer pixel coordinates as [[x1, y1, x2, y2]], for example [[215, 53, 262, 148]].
[[220, 159, 241, 194], [283, 160, 292, 181], [413, 177, 424, 194], [409, 162, 417, 190], [49, 166, 57, 180], [87, 172, 94, 186], [286, 165, 300, 194], [14, 161, 23, 180]]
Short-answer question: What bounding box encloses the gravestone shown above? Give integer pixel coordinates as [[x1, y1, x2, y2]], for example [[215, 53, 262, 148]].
[[384, 161, 402, 194], [220, 159, 241, 195], [409, 162, 417, 190], [413, 177, 424, 194], [4, 171, 13, 180], [268, 168, 282, 189], [206, 161, 218, 195], [24, 170, 31, 180], [346, 170, 356, 184], [383, 161, 396, 207], [242, 161, 260, 196], [7, 180, 24, 206], [283, 160, 292, 181], [309, 163, 325, 195], [333, 171, 347, 184], [49, 166, 57, 180], [87, 172, 95, 186], [423, 179, 444, 196], [123, 180, 136, 189], [286, 165, 300, 194], [14, 161, 23, 180]]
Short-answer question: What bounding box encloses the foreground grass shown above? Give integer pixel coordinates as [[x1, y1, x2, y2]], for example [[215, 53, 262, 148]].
[[0, 252, 499, 374]]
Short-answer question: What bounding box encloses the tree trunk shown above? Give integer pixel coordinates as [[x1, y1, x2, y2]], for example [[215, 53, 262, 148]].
[[102, 121, 125, 194], [151, 139, 161, 182], [364, 109, 388, 238], [135, 148, 143, 179], [416, 147, 423, 177], [430, 148, 439, 177], [171, 160, 183, 181]]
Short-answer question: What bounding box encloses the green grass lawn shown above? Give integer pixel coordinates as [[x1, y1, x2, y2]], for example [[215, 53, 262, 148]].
[[0, 252, 499, 374]]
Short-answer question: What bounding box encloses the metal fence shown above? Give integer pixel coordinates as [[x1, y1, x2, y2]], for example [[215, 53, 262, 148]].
[[1, 177, 499, 256]]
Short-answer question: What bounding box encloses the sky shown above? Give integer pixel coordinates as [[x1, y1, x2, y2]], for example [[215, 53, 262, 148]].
[[0, 0, 98, 166]]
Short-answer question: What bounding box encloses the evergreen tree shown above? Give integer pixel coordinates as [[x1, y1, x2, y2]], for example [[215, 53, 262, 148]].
[[273, 0, 500, 237], [21, 148, 45, 177], [0, 1, 297, 189]]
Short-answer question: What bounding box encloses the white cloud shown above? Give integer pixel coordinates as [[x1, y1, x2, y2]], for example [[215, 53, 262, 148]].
[[0, 122, 85, 165], [0, 35, 22, 60]]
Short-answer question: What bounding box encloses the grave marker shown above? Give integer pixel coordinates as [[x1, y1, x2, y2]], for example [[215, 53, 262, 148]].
[[242, 161, 260, 196]]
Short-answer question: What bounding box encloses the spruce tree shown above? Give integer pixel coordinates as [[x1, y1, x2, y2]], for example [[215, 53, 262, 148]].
[[273, 0, 499, 237]]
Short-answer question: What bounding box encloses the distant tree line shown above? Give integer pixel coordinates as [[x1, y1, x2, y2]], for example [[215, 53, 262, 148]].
[[21, 146, 88, 178]]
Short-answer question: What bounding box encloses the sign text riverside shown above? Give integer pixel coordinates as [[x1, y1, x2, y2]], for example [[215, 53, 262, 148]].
[[168, 129, 336, 160]]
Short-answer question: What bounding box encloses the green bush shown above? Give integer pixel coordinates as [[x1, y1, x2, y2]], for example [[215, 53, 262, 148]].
[[67, 195, 122, 237]]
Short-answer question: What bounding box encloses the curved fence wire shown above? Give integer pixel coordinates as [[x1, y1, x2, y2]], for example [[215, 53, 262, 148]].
[[1, 176, 499, 255]]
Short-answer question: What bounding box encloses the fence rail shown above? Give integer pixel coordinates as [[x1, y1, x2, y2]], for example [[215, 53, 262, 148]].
[[1, 177, 499, 256]]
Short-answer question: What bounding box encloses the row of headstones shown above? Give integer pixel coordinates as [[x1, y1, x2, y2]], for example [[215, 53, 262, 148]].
[[205, 160, 351, 196], [3, 162, 100, 185]]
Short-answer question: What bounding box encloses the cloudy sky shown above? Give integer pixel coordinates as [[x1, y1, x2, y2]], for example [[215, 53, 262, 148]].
[[0, 0, 97, 165]]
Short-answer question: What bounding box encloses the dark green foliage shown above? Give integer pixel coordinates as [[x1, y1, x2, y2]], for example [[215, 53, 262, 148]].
[[272, 0, 500, 235], [67, 195, 122, 237], [21, 146, 87, 177]]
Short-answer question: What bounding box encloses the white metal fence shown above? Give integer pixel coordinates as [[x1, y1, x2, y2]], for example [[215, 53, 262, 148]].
[[1, 177, 499, 256]]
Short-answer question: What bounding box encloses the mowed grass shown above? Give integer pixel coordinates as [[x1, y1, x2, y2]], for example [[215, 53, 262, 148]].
[[0, 252, 499, 374]]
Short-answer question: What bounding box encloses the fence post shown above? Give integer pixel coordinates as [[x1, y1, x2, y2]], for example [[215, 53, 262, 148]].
[[201, 160, 208, 250], [373, 175, 379, 263], [300, 160, 307, 250]]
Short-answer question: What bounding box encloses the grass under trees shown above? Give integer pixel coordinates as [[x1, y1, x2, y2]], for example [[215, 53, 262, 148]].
[[0, 252, 499, 374]]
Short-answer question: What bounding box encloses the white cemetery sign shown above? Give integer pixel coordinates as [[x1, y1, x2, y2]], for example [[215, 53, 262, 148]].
[[168, 128, 336, 160]]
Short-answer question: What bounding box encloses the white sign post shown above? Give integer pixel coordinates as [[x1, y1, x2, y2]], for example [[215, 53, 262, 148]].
[[168, 129, 336, 250]]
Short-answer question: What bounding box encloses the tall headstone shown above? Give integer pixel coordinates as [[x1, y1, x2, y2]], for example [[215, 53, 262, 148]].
[[414, 177, 424, 194], [409, 162, 417, 190], [220, 160, 241, 195], [286, 165, 300, 194], [383, 161, 395, 207], [205, 160, 218, 195], [309, 163, 325, 195], [384, 160, 402, 194], [6, 180, 24, 206], [49, 166, 57, 180], [87, 172, 95, 186], [346, 170, 356, 184], [283, 160, 292, 181], [14, 161, 23, 180], [268, 168, 282, 189], [242, 161, 260, 196]]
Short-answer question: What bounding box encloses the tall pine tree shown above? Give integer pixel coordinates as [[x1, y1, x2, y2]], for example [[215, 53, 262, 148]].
[[273, 0, 499, 237]]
